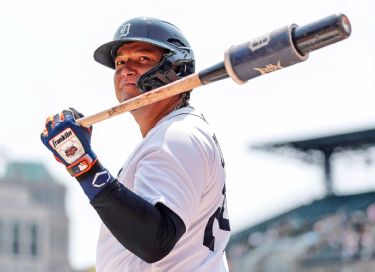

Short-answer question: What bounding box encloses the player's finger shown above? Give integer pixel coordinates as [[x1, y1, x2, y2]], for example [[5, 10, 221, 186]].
[[68, 107, 92, 132], [62, 109, 75, 122], [54, 112, 66, 127], [69, 107, 84, 119], [44, 115, 55, 132], [49, 113, 62, 129], [41, 128, 49, 138], [53, 114, 60, 127]]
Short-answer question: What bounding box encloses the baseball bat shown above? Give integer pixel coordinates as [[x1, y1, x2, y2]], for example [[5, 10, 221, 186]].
[[77, 14, 351, 127]]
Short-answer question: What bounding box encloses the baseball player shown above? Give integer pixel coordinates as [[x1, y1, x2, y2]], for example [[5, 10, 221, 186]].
[[41, 17, 230, 271]]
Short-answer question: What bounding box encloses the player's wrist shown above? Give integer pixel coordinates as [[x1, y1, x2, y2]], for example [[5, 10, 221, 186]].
[[76, 160, 116, 201], [66, 151, 97, 177]]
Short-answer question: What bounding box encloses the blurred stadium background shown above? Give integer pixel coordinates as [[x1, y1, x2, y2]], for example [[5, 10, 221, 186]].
[[226, 127, 375, 272]]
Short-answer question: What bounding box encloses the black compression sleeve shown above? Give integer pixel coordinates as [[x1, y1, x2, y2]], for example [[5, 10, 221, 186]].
[[90, 179, 186, 263]]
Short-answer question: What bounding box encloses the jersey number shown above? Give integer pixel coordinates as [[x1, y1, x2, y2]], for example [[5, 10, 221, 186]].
[[203, 185, 230, 251]]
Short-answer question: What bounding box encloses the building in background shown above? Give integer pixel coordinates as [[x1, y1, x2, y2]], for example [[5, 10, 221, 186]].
[[0, 160, 75, 272]]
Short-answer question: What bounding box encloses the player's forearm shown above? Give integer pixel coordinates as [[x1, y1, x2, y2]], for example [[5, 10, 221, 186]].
[[89, 180, 186, 263]]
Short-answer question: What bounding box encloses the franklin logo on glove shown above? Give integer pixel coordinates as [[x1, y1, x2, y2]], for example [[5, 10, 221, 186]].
[[51, 129, 73, 148], [49, 128, 85, 164]]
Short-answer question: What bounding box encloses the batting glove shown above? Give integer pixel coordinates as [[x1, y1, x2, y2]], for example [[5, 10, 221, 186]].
[[41, 108, 115, 201]]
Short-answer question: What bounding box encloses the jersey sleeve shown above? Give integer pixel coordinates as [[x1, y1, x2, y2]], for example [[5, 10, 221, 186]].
[[134, 123, 212, 229]]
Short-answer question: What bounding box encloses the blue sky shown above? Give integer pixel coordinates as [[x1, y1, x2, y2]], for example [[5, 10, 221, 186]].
[[1, 0, 374, 269]]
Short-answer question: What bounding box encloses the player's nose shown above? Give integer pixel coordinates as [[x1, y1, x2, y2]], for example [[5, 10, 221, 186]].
[[120, 62, 137, 77]]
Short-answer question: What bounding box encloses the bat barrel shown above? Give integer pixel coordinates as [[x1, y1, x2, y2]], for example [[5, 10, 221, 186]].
[[224, 24, 308, 84], [178, 14, 352, 87], [223, 13, 351, 84]]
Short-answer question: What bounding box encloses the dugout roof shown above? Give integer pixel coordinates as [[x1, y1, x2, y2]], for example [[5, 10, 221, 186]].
[[252, 127, 375, 153], [251, 127, 375, 195]]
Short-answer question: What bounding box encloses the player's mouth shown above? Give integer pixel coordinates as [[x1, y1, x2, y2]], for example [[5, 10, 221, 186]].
[[119, 79, 137, 89]]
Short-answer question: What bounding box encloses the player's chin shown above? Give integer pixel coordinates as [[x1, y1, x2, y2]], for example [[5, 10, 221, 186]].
[[116, 86, 142, 102]]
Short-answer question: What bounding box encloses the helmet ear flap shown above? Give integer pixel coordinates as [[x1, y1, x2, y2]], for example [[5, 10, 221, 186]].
[[176, 61, 195, 78], [178, 63, 188, 77], [136, 57, 178, 93], [137, 54, 196, 94]]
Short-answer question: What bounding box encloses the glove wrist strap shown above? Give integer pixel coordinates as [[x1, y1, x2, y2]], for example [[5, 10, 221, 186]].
[[66, 154, 96, 177]]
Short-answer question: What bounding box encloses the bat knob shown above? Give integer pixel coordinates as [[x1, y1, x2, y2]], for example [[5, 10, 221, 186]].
[[340, 14, 351, 37]]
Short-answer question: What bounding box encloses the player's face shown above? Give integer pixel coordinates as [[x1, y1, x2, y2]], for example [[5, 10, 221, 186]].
[[114, 42, 165, 103]]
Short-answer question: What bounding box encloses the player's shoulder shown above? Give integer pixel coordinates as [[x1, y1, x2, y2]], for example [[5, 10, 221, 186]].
[[160, 106, 210, 134], [147, 106, 213, 147]]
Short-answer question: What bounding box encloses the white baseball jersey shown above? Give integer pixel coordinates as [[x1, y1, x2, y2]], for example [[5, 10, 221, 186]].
[[96, 106, 230, 272]]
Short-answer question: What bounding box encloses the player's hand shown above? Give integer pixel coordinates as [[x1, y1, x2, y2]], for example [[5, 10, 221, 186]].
[[40, 108, 97, 177]]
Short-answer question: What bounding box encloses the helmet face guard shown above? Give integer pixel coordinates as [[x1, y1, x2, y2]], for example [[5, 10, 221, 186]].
[[136, 52, 195, 93], [94, 17, 195, 93]]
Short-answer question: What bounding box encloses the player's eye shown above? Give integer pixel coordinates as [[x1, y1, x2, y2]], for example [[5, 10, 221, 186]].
[[115, 60, 126, 68], [139, 56, 151, 63]]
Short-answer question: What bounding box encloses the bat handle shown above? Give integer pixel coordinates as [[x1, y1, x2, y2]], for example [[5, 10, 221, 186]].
[[199, 61, 229, 85]]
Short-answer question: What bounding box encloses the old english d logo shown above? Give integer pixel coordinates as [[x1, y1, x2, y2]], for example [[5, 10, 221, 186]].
[[119, 23, 131, 38]]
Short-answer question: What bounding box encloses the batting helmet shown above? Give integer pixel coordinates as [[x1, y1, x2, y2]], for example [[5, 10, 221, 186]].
[[93, 17, 195, 93]]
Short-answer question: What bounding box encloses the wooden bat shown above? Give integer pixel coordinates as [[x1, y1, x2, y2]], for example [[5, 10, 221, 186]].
[[77, 14, 351, 127]]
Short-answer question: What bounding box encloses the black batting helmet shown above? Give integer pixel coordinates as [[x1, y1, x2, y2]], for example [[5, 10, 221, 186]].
[[93, 17, 195, 93]]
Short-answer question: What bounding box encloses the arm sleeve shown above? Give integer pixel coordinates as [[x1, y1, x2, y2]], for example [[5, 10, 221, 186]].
[[91, 179, 186, 263]]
